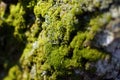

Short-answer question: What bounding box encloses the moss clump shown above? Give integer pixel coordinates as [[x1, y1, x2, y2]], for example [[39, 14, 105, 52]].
[[5, 3, 26, 41], [0, 0, 114, 80], [4, 65, 22, 80]]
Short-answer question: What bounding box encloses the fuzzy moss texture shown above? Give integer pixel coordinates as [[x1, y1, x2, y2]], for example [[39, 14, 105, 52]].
[[0, 0, 113, 80]]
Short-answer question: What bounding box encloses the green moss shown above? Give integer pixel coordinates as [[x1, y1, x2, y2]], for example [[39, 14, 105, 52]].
[[87, 13, 111, 40], [47, 45, 69, 70], [6, 3, 26, 41], [80, 48, 106, 61], [70, 32, 86, 48], [34, 1, 52, 17], [4, 65, 22, 80], [1, 0, 112, 80]]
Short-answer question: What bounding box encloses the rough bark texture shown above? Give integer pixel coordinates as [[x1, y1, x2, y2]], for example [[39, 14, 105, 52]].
[[0, 0, 120, 80]]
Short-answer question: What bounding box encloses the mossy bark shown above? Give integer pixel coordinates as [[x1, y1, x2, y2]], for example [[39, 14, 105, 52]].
[[0, 0, 120, 80]]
